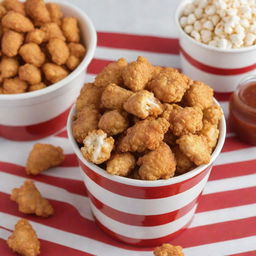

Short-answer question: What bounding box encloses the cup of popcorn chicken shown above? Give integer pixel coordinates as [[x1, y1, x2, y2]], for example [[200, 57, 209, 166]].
[[67, 56, 226, 246], [175, 0, 256, 93], [0, 0, 96, 141]]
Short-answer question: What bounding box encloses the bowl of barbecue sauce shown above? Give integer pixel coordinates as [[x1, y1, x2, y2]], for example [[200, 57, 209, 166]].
[[229, 76, 256, 145]]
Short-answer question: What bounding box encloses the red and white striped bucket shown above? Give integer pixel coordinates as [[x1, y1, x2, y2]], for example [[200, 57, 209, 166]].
[[0, 1, 96, 141], [175, 0, 256, 94], [67, 105, 226, 246]]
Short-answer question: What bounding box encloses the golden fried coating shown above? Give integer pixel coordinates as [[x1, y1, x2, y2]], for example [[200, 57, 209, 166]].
[[25, 0, 51, 25], [152, 65, 163, 78], [3, 0, 25, 15], [11, 180, 54, 217], [137, 142, 176, 180], [118, 117, 169, 152], [3, 77, 27, 94], [42, 63, 68, 83], [203, 104, 223, 125], [0, 86, 4, 94], [2, 30, 24, 57], [106, 152, 135, 176], [47, 38, 69, 65], [154, 243, 184, 256], [2, 11, 34, 32], [172, 145, 194, 175], [123, 90, 163, 119], [163, 130, 177, 146], [68, 43, 86, 58], [184, 81, 214, 109], [122, 56, 153, 91], [101, 83, 133, 110], [19, 64, 41, 85], [72, 105, 101, 143], [161, 103, 182, 120], [199, 120, 219, 152], [19, 43, 45, 67], [7, 219, 40, 256], [29, 82, 46, 92], [46, 3, 63, 25], [147, 68, 190, 103], [62, 17, 80, 42], [177, 134, 211, 165], [98, 110, 129, 135], [41, 22, 65, 41], [26, 143, 64, 175], [76, 83, 103, 112], [0, 4, 7, 19], [169, 106, 203, 136], [95, 58, 128, 87], [25, 29, 46, 44], [66, 55, 80, 70], [81, 129, 114, 164], [0, 56, 19, 78]]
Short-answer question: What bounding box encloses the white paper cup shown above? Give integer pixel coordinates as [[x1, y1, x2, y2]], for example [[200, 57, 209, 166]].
[[0, 1, 97, 141], [175, 0, 256, 93]]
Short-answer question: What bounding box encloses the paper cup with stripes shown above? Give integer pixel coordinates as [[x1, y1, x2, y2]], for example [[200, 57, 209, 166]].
[[67, 104, 226, 246], [175, 0, 256, 94], [0, 1, 96, 141]]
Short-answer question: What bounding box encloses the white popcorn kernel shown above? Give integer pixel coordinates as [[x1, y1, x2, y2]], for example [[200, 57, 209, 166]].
[[203, 20, 214, 31], [224, 23, 233, 34], [226, 8, 237, 16], [215, 22, 224, 36], [244, 33, 256, 46], [201, 29, 212, 43], [249, 24, 256, 34], [219, 9, 226, 18], [184, 25, 193, 34], [180, 16, 188, 27], [231, 34, 244, 47], [198, 0, 208, 8], [240, 5, 252, 19], [240, 19, 250, 28], [235, 24, 245, 34], [194, 8, 203, 18], [191, 30, 201, 41], [187, 13, 196, 24], [217, 38, 228, 49], [194, 20, 202, 31], [208, 40, 218, 47], [205, 5, 216, 15], [210, 15, 220, 26], [183, 3, 195, 16], [215, 0, 227, 9]]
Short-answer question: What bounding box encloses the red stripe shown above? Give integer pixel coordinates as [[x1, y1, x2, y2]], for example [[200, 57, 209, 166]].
[[0, 107, 71, 141], [97, 32, 180, 54], [221, 136, 252, 153], [214, 91, 232, 102], [81, 160, 211, 199], [180, 48, 256, 76], [88, 191, 200, 226], [61, 154, 79, 167], [87, 58, 113, 74], [230, 251, 256, 256], [55, 129, 68, 138]]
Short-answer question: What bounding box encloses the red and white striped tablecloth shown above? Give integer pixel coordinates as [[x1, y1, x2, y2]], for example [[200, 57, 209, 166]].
[[0, 0, 256, 255]]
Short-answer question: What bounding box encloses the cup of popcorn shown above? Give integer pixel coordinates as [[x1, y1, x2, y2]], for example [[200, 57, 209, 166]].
[[0, 0, 96, 141], [67, 57, 226, 246], [175, 0, 256, 93]]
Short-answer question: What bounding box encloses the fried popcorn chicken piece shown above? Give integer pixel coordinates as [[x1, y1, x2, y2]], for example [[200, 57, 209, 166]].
[[3, 77, 27, 94], [122, 56, 153, 91], [95, 58, 128, 87], [118, 117, 169, 153], [66, 56, 80, 70], [184, 81, 214, 109], [154, 243, 184, 256], [106, 152, 135, 176], [98, 110, 129, 135], [203, 104, 223, 125], [19, 64, 41, 85], [3, 0, 25, 15], [169, 106, 203, 136], [76, 83, 103, 112], [152, 65, 163, 78], [26, 143, 64, 175], [177, 134, 211, 165], [25, 0, 51, 25], [41, 22, 65, 41], [147, 68, 190, 103], [47, 38, 69, 65], [123, 90, 163, 119], [101, 83, 133, 110], [2, 11, 34, 32], [2, 30, 24, 57], [62, 17, 80, 42], [42, 63, 68, 83], [72, 105, 101, 143], [68, 43, 86, 58], [0, 86, 4, 94], [7, 219, 40, 256], [26, 29, 46, 44], [0, 56, 19, 78], [81, 129, 114, 164], [29, 82, 46, 92], [163, 130, 177, 146], [11, 180, 54, 217], [0, 4, 7, 19], [19, 43, 45, 67], [161, 103, 182, 120], [172, 146, 194, 175], [137, 142, 176, 180], [46, 3, 63, 25]]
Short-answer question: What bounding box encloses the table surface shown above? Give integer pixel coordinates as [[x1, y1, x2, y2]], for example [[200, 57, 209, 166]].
[[0, 0, 256, 255]]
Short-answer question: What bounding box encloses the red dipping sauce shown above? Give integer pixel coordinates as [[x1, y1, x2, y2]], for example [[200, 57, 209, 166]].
[[229, 76, 256, 145]]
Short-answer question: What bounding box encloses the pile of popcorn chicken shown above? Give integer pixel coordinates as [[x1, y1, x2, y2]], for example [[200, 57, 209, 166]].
[[0, 0, 86, 94], [72, 56, 223, 181]]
